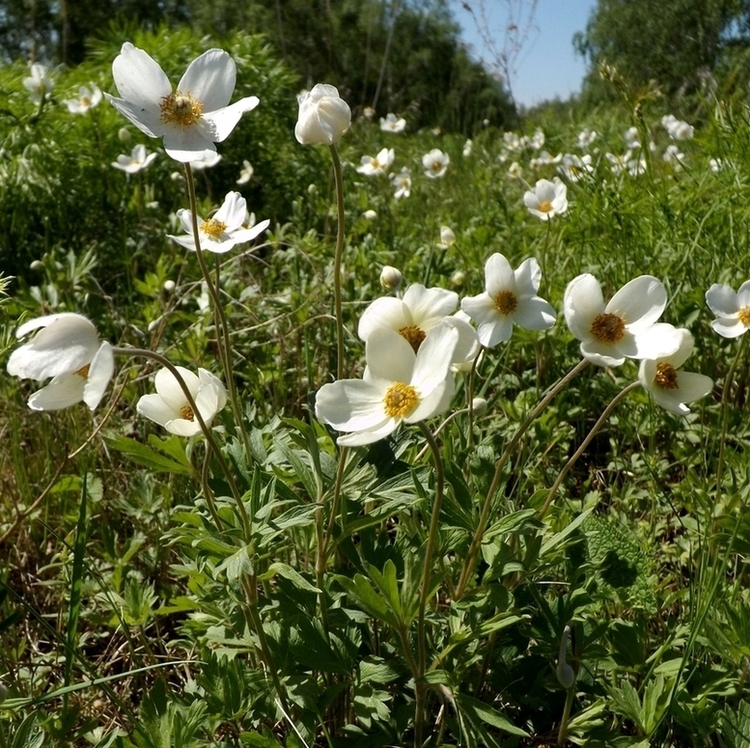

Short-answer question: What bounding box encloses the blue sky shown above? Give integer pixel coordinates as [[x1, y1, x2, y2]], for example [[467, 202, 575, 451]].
[[449, 0, 597, 107]]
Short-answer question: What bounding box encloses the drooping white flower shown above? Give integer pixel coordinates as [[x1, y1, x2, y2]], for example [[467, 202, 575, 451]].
[[391, 167, 411, 199], [461, 254, 555, 348], [105, 43, 259, 162], [624, 126, 641, 150], [705, 280, 750, 338], [63, 83, 102, 114], [559, 153, 593, 182], [23, 63, 53, 104], [638, 328, 713, 414], [577, 129, 597, 148], [295, 83, 351, 145], [380, 113, 406, 133], [236, 159, 254, 184], [7, 313, 114, 410], [523, 177, 568, 221], [437, 226, 456, 249], [564, 274, 681, 367], [359, 283, 478, 368], [137, 367, 227, 436], [112, 144, 158, 174], [422, 149, 450, 179], [315, 324, 458, 446], [168, 190, 269, 253], [356, 147, 394, 176]]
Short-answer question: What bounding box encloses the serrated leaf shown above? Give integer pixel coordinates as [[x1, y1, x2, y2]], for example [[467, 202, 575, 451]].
[[261, 562, 320, 593]]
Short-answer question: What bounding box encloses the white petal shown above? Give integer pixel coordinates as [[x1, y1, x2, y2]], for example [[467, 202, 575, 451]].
[[626, 323, 682, 360], [514, 296, 556, 331], [358, 297, 412, 340], [579, 338, 626, 367], [83, 342, 115, 409], [111, 43, 171, 114], [28, 373, 86, 411], [563, 274, 604, 343], [137, 393, 177, 426], [215, 191, 247, 229], [315, 379, 387, 431], [162, 125, 216, 162], [514, 257, 542, 295], [442, 316, 479, 366], [201, 97, 259, 142], [650, 372, 714, 415], [403, 284, 458, 325], [737, 280, 750, 308], [154, 366, 200, 411], [337, 417, 397, 446], [711, 317, 748, 338], [705, 283, 739, 317], [408, 376, 454, 423], [410, 323, 458, 397], [607, 275, 666, 330], [104, 95, 166, 138], [365, 328, 416, 384], [163, 417, 203, 437], [229, 220, 270, 245], [198, 369, 227, 411], [479, 316, 514, 348], [178, 49, 235, 111], [484, 254, 515, 298], [461, 293, 496, 326], [660, 328, 694, 369]]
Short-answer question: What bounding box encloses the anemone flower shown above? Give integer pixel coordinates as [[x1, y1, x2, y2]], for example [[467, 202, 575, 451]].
[[137, 366, 227, 436], [638, 328, 713, 415], [295, 84, 351, 145], [356, 147, 394, 176], [422, 149, 450, 178], [391, 167, 411, 199], [105, 43, 259, 162], [64, 83, 102, 114], [523, 178, 567, 221], [315, 324, 458, 446], [705, 280, 750, 338], [380, 113, 406, 133], [168, 190, 269, 253], [461, 254, 555, 347], [7, 313, 114, 410], [564, 274, 681, 367], [23, 63, 53, 104], [112, 143, 157, 173], [359, 283, 478, 368]]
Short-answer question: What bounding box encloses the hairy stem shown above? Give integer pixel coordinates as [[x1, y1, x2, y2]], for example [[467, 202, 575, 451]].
[[329, 144, 346, 380]]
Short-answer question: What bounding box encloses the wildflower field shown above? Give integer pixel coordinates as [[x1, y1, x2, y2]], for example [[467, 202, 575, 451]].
[[4, 25, 750, 748]]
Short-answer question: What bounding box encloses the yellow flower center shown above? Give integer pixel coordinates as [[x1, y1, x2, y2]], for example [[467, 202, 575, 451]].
[[654, 362, 679, 389], [75, 364, 90, 379], [383, 382, 420, 418], [590, 313, 625, 344], [493, 290, 518, 315], [81, 96, 91, 106], [159, 90, 204, 128], [538, 199, 553, 213], [200, 218, 227, 238], [399, 325, 426, 353], [432, 161, 443, 173], [180, 404, 195, 421], [739, 306, 750, 326]]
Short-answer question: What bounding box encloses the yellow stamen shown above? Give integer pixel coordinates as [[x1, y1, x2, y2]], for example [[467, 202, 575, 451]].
[[590, 313, 625, 344], [383, 382, 419, 418], [493, 290, 518, 315], [159, 90, 204, 128], [180, 404, 195, 421], [538, 199, 553, 213], [75, 364, 90, 379], [739, 306, 750, 326], [200, 218, 227, 238], [654, 362, 679, 389], [399, 325, 426, 353]]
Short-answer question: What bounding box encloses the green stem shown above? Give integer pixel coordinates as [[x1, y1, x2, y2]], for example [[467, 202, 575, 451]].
[[324, 446, 349, 556], [112, 346, 250, 539], [415, 421, 446, 747], [557, 687, 575, 746], [329, 144, 347, 380], [715, 335, 747, 494], [455, 358, 589, 598], [539, 380, 640, 520]]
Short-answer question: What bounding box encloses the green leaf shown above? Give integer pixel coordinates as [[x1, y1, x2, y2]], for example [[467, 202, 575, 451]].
[[104, 434, 193, 475], [261, 562, 321, 593], [10, 713, 44, 748]]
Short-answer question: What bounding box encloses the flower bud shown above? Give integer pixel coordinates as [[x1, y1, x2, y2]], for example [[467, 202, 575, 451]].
[[363, 209, 377, 220], [29, 260, 44, 271], [118, 127, 131, 144], [380, 265, 402, 291], [295, 84, 351, 146], [451, 270, 465, 288], [438, 225, 456, 248], [470, 396, 488, 416], [163, 280, 176, 294]]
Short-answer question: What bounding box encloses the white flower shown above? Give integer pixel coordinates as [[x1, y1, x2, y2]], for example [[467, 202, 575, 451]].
[[112, 144, 158, 174], [105, 43, 259, 162], [709, 157, 723, 173], [531, 128, 545, 149], [391, 167, 411, 198], [359, 283, 478, 368], [7, 313, 114, 410], [524, 178, 568, 221], [363, 209, 378, 220], [663, 144, 685, 168], [577, 129, 597, 148], [661, 114, 678, 133], [422, 149, 450, 178], [363, 106, 375, 120], [559, 153, 593, 182], [462, 139, 473, 157], [315, 324, 458, 446], [606, 151, 631, 175], [63, 83, 102, 114], [705, 280, 750, 338], [564, 274, 681, 367], [23, 63, 53, 104], [671, 120, 694, 140], [498, 149, 510, 163], [137, 367, 227, 436], [624, 126, 640, 149], [638, 328, 713, 415], [461, 254, 556, 347], [380, 265, 403, 291], [356, 147, 394, 176], [437, 226, 456, 248], [190, 149, 222, 170], [236, 159, 254, 184], [295, 83, 351, 145], [380, 113, 406, 133], [627, 155, 647, 177], [507, 161, 522, 178], [503, 132, 520, 150], [530, 150, 562, 169], [169, 191, 269, 254]]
